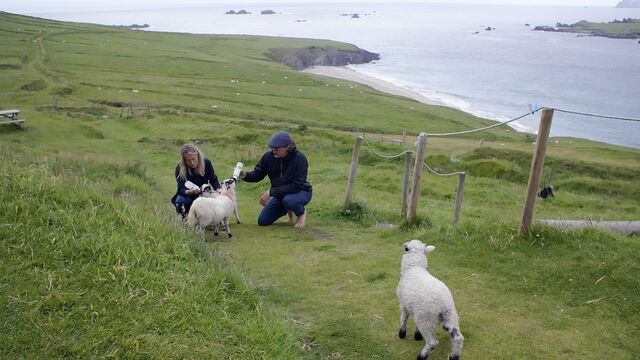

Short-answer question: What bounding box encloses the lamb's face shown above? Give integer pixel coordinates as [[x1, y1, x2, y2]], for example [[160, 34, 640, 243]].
[[200, 184, 215, 197], [223, 178, 236, 189], [220, 179, 237, 200], [401, 239, 435, 272]]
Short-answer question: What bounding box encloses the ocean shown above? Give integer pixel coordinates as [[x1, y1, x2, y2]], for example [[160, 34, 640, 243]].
[[12, 2, 640, 148]]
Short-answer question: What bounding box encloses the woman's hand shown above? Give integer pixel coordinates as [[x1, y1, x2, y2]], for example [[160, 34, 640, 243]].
[[186, 188, 201, 196], [259, 191, 270, 206], [239, 170, 246, 179]]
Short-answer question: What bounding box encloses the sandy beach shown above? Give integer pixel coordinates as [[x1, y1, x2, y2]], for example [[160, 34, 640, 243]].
[[301, 66, 446, 107]]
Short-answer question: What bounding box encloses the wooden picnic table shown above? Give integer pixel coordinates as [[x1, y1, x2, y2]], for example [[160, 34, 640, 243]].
[[0, 109, 25, 126]]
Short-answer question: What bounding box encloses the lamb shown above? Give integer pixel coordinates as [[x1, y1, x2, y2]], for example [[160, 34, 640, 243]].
[[223, 178, 241, 224], [396, 239, 464, 360], [186, 180, 236, 238]]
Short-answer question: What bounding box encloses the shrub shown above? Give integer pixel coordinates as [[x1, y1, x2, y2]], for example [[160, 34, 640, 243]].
[[21, 79, 47, 91]]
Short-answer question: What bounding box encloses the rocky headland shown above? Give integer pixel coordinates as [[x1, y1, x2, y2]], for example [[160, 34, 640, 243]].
[[267, 46, 380, 71], [533, 19, 640, 39]]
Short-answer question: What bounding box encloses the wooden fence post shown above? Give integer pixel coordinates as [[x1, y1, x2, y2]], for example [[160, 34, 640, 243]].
[[407, 133, 428, 224], [343, 136, 363, 211], [519, 108, 554, 236], [401, 151, 414, 218], [402, 130, 406, 147], [453, 172, 466, 224]]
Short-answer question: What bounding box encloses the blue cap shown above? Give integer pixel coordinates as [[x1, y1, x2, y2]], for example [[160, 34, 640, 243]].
[[267, 131, 293, 148]]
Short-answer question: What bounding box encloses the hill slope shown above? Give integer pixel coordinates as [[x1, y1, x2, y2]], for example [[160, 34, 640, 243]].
[[1, 12, 639, 359]]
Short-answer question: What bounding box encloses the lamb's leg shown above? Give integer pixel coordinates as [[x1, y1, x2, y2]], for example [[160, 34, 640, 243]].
[[225, 217, 232, 238], [417, 332, 438, 360], [447, 327, 464, 360], [398, 308, 409, 339], [213, 224, 219, 236], [443, 322, 464, 360], [233, 207, 241, 224], [414, 328, 423, 340]]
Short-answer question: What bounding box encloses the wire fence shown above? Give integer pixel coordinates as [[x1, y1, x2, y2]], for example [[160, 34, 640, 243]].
[[552, 108, 640, 123], [361, 137, 412, 159]]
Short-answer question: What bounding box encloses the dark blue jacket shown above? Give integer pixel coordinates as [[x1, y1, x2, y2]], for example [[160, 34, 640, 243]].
[[172, 158, 220, 201], [243, 149, 312, 198]]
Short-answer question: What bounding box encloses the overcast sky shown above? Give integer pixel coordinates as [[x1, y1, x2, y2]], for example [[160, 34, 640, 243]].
[[1, 0, 623, 12]]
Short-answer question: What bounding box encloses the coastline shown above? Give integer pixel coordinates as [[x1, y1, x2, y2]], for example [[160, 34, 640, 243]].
[[301, 66, 447, 107], [301, 65, 537, 135]]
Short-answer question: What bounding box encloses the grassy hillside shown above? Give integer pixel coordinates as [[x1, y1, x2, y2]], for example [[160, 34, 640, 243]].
[[1, 12, 639, 359]]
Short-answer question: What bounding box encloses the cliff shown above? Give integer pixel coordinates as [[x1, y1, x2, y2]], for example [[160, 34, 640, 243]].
[[266, 46, 380, 71]]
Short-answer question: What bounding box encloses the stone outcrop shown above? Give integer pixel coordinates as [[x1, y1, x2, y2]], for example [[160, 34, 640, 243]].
[[267, 46, 380, 71], [226, 10, 251, 15], [261, 10, 276, 15]]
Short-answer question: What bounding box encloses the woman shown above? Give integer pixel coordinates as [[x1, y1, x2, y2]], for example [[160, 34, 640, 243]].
[[239, 131, 312, 228], [171, 143, 221, 218]]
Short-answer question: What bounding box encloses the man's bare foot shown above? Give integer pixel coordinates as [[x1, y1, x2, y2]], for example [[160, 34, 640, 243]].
[[294, 211, 307, 229], [286, 211, 294, 224]]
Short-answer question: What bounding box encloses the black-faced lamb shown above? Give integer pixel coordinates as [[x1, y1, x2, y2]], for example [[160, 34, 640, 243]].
[[186, 180, 236, 238], [396, 239, 464, 360]]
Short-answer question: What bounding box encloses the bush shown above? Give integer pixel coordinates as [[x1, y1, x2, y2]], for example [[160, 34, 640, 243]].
[[21, 79, 47, 91]]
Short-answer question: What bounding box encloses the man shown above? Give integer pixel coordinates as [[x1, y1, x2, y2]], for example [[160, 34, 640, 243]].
[[240, 131, 312, 228]]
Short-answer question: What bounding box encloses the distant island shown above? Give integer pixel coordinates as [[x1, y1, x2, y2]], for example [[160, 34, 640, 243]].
[[225, 10, 251, 15], [113, 24, 149, 29], [616, 0, 640, 7], [533, 18, 640, 39]]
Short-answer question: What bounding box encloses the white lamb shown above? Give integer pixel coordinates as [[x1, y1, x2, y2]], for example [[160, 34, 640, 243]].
[[186, 180, 236, 238], [396, 239, 464, 360]]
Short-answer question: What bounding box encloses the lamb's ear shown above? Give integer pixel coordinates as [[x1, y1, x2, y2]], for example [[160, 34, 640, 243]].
[[425, 245, 435, 253]]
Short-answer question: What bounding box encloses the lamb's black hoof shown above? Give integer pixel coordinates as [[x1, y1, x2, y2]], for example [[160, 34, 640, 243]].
[[214, 232, 219, 236], [236, 221, 241, 224], [417, 353, 428, 360], [414, 330, 423, 340], [399, 328, 407, 339], [228, 234, 233, 238], [448, 356, 459, 360]]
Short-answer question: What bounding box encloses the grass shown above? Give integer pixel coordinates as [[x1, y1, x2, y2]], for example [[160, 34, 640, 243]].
[[567, 20, 640, 36], [1, 11, 639, 359]]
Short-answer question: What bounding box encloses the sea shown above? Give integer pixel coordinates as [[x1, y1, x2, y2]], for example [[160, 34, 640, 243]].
[[8, 2, 640, 148]]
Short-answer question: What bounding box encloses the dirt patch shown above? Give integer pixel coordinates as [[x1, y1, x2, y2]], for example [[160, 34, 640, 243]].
[[305, 228, 332, 240]]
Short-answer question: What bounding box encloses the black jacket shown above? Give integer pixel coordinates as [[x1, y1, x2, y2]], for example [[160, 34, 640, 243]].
[[243, 149, 312, 198], [172, 158, 220, 202]]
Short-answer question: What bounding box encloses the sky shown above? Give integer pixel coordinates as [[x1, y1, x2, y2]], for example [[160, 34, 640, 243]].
[[0, 0, 624, 13]]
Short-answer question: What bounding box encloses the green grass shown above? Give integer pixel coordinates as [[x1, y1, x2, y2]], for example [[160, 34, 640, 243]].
[[1, 12, 640, 359], [567, 20, 640, 36], [556, 19, 640, 37]]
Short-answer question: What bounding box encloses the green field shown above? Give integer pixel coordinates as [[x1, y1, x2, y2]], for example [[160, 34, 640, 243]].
[[559, 19, 640, 37], [1, 12, 639, 359]]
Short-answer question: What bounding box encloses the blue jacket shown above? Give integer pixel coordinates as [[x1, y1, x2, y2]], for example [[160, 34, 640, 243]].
[[172, 158, 220, 201], [243, 149, 312, 198]]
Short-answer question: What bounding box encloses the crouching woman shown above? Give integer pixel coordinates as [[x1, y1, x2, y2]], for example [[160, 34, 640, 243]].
[[171, 143, 221, 219], [239, 131, 312, 228]]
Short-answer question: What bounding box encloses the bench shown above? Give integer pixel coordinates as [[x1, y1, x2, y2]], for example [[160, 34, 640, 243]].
[[0, 109, 25, 127]]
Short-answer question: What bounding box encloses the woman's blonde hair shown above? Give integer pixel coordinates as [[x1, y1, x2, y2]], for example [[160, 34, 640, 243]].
[[178, 143, 205, 181]]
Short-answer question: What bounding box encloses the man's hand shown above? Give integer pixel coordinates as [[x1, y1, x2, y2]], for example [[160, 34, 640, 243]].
[[259, 191, 270, 206], [239, 170, 246, 179]]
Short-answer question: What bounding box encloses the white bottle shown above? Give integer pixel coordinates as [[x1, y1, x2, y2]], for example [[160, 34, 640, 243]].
[[232, 162, 244, 180], [185, 181, 198, 190]]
